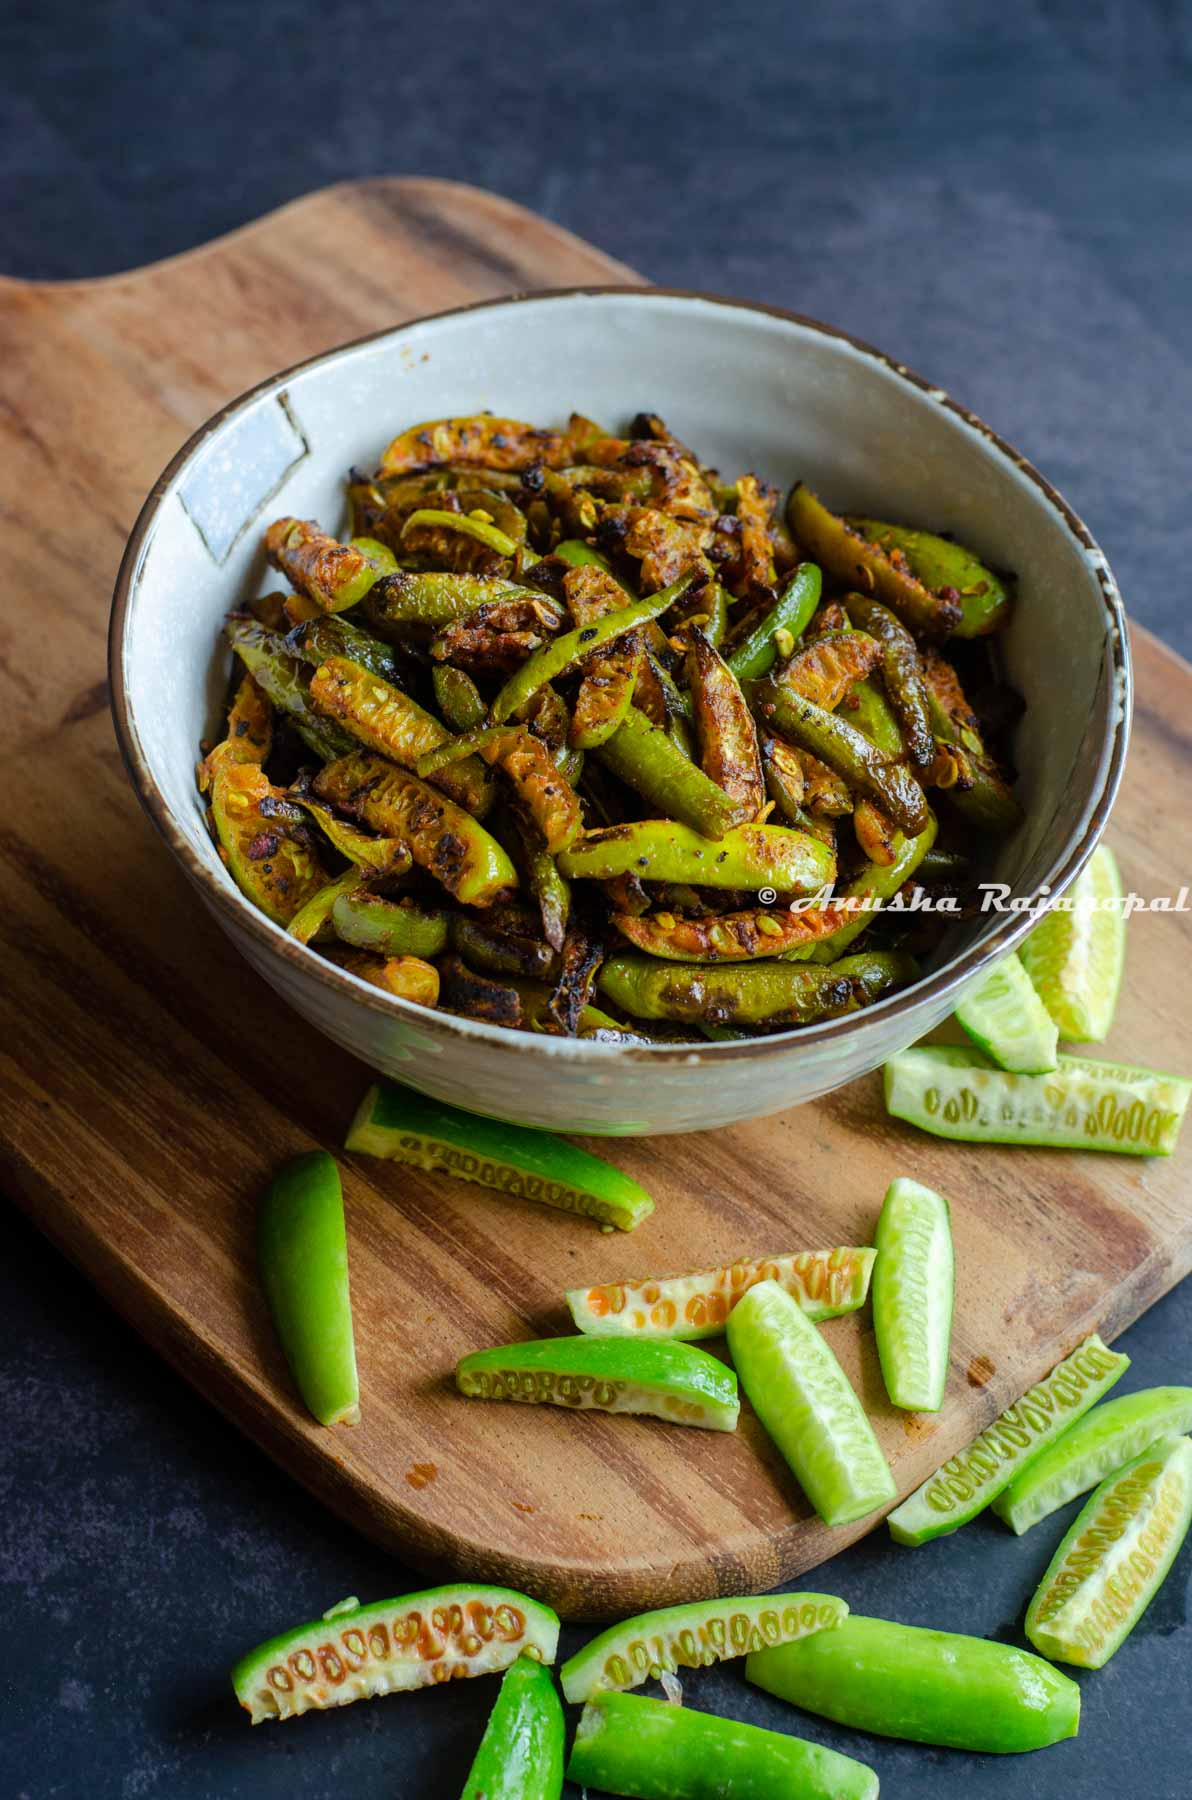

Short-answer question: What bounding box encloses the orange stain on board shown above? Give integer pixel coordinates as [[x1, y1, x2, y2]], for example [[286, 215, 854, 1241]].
[[405, 1462, 438, 1490], [966, 1354, 996, 1389]]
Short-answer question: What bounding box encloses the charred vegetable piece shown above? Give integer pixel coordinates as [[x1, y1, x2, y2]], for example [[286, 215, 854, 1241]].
[[562, 1592, 848, 1702], [843, 593, 935, 766], [788, 485, 961, 639], [727, 1280, 896, 1525], [456, 1336, 739, 1432], [433, 662, 488, 732], [774, 629, 883, 711], [849, 517, 1012, 637], [439, 954, 524, 1027], [211, 762, 328, 925], [310, 657, 493, 815], [567, 1247, 876, 1342], [560, 820, 835, 894], [418, 725, 581, 854], [568, 1691, 879, 1800], [289, 794, 411, 874], [686, 628, 765, 818], [314, 752, 516, 906], [232, 1583, 560, 1724], [755, 683, 929, 836], [490, 578, 694, 723], [288, 612, 402, 683], [611, 902, 850, 962], [847, 676, 905, 758], [286, 867, 368, 946], [828, 950, 919, 1002], [401, 506, 519, 559], [225, 618, 356, 763], [747, 1616, 1080, 1754], [347, 1082, 655, 1231], [727, 562, 823, 682], [199, 671, 272, 788], [452, 909, 557, 980], [571, 638, 643, 750], [341, 952, 441, 1006], [801, 813, 937, 961], [920, 650, 1022, 833], [540, 925, 605, 1035], [378, 415, 571, 476], [732, 473, 779, 596], [598, 955, 855, 1027], [460, 1656, 564, 1800], [331, 891, 448, 957], [514, 818, 571, 951], [595, 706, 752, 838], [887, 1332, 1130, 1545], [371, 571, 547, 628], [264, 518, 389, 614], [258, 1152, 358, 1427]]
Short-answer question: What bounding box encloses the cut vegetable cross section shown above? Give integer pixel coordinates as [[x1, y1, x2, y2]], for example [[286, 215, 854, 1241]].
[[566, 1247, 875, 1342], [560, 1591, 847, 1702], [1019, 843, 1125, 1042], [726, 1279, 896, 1525], [993, 1386, 1192, 1533], [456, 1337, 739, 1431], [954, 951, 1059, 1074], [347, 1082, 653, 1231], [232, 1584, 560, 1724], [884, 1044, 1190, 1155], [887, 1332, 1130, 1544], [1025, 1434, 1192, 1668]]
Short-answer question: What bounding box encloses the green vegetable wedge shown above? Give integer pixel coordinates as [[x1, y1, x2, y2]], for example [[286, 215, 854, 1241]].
[[872, 1178, 953, 1412], [726, 1279, 896, 1525], [1025, 1434, 1192, 1668], [747, 1615, 1080, 1753], [567, 1691, 880, 1800], [1019, 844, 1126, 1042], [560, 1591, 848, 1702], [460, 1656, 564, 1800], [346, 1081, 654, 1231], [456, 1336, 739, 1431], [992, 1385, 1192, 1533], [232, 1584, 560, 1724], [887, 1332, 1130, 1544], [258, 1152, 359, 1427], [883, 1044, 1190, 1155], [954, 951, 1059, 1073]]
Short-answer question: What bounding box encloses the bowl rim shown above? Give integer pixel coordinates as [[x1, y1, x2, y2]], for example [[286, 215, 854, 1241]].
[[109, 284, 1132, 1065]]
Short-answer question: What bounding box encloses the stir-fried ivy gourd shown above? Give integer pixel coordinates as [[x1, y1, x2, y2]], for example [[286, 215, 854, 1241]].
[[199, 411, 1021, 1039]]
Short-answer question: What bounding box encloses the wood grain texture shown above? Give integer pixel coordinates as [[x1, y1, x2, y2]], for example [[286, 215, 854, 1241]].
[[2, 178, 1190, 1619]]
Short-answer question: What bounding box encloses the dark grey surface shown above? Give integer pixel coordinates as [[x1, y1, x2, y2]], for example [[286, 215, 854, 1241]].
[[4, 1, 1191, 1794]]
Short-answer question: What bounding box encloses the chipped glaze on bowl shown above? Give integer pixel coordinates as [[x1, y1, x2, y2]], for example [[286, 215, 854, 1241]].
[[110, 289, 1130, 1134]]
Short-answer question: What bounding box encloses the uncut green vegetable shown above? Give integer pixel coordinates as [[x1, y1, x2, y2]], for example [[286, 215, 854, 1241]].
[[727, 562, 822, 681], [746, 1615, 1080, 1753], [346, 1081, 654, 1230], [726, 1279, 896, 1525], [258, 1152, 359, 1428], [456, 1336, 739, 1431], [567, 1691, 879, 1800], [1024, 1434, 1192, 1668], [330, 891, 449, 958], [559, 819, 835, 893], [954, 950, 1059, 1073], [884, 1043, 1191, 1155], [887, 1331, 1130, 1545], [872, 1178, 953, 1411], [232, 1584, 560, 1724], [561, 1592, 848, 1702], [992, 1385, 1192, 1534], [459, 1657, 563, 1800]]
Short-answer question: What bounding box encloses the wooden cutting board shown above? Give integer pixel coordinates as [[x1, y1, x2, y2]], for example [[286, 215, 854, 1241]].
[[3, 178, 1190, 1620]]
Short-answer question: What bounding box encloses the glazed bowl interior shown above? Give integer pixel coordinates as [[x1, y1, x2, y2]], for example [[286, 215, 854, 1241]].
[[112, 289, 1128, 1134]]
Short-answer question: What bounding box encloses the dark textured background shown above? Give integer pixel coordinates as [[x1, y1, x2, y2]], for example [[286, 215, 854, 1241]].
[[3, 1, 1190, 1794]]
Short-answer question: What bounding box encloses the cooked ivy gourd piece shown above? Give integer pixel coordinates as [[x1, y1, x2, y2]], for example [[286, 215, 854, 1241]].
[[200, 413, 1023, 1036]]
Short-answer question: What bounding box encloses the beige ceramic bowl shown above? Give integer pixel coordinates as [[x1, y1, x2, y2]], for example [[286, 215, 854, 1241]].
[[110, 289, 1130, 1134]]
